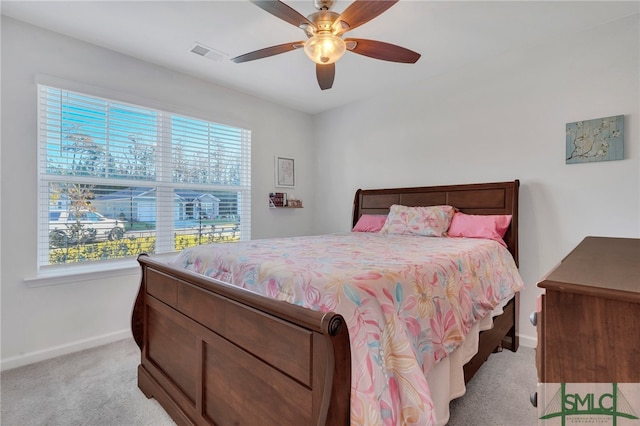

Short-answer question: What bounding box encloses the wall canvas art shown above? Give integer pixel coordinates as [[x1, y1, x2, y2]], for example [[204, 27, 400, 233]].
[[566, 115, 624, 164]]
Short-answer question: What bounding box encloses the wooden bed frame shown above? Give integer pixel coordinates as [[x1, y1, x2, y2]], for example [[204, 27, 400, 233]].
[[131, 180, 520, 425]]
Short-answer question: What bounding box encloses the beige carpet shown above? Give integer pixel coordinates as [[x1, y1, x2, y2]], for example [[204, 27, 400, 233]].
[[1, 338, 537, 425], [1, 339, 173, 426], [448, 345, 537, 425]]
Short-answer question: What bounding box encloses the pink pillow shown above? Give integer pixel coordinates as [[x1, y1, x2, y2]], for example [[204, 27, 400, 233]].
[[352, 214, 388, 232], [380, 205, 455, 237], [448, 212, 512, 247]]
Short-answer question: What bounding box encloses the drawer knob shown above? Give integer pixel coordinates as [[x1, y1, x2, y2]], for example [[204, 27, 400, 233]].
[[530, 391, 538, 407], [529, 311, 538, 326]]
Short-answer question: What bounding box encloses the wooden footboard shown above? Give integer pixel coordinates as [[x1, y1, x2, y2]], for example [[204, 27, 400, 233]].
[[131, 254, 351, 426]]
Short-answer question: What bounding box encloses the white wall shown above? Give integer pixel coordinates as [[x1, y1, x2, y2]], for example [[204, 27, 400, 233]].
[[311, 15, 640, 347], [0, 17, 318, 369], [2, 11, 638, 369]]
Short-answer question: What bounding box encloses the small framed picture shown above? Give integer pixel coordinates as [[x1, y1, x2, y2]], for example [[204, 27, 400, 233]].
[[275, 156, 295, 188]]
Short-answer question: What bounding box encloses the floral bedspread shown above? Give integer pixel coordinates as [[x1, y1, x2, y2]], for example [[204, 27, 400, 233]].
[[170, 233, 525, 426]]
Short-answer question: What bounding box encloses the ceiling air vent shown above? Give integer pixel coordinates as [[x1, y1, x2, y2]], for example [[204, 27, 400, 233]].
[[190, 43, 227, 62]]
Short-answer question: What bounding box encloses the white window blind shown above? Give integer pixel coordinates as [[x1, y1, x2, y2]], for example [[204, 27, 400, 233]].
[[37, 85, 251, 269]]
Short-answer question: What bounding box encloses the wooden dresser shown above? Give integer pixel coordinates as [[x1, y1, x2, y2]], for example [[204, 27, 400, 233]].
[[534, 236, 640, 384]]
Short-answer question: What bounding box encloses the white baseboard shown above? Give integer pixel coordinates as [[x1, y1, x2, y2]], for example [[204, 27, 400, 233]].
[[518, 332, 537, 349], [1, 329, 132, 371]]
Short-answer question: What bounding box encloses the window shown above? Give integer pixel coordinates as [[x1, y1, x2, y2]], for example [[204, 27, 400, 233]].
[[38, 85, 251, 270]]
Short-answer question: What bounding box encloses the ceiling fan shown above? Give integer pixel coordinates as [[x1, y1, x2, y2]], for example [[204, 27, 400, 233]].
[[231, 0, 421, 90]]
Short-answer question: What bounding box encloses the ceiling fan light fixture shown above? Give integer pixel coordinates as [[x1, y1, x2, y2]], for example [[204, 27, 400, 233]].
[[238, 0, 419, 90], [303, 33, 346, 64]]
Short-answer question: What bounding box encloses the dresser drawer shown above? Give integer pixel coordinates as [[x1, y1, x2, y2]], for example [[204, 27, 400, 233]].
[[543, 289, 640, 382]]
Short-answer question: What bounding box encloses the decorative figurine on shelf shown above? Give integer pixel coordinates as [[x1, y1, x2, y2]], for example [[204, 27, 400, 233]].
[[288, 199, 303, 208]]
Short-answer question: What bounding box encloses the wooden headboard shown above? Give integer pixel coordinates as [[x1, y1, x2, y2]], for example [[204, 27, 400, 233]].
[[352, 180, 520, 266]]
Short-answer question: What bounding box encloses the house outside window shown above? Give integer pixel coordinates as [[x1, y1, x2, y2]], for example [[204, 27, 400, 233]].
[[38, 85, 251, 270]]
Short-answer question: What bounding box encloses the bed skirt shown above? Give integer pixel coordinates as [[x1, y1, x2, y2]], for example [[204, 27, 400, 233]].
[[429, 298, 510, 425]]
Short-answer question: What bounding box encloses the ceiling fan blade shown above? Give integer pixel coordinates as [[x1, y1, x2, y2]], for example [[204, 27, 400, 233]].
[[251, 0, 314, 29], [231, 42, 304, 63], [332, 0, 398, 35], [316, 63, 335, 90], [345, 38, 421, 63]]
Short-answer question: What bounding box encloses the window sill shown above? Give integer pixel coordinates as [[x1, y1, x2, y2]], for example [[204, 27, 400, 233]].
[[24, 253, 178, 287]]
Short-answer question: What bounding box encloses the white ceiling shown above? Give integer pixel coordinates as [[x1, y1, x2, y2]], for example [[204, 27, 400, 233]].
[[2, 1, 638, 114]]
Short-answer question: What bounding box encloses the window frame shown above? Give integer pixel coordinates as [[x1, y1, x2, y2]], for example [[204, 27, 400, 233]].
[[35, 82, 252, 281]]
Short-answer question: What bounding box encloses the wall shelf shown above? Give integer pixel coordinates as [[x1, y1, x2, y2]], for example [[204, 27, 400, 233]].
[[269, 193, 302, 209]]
